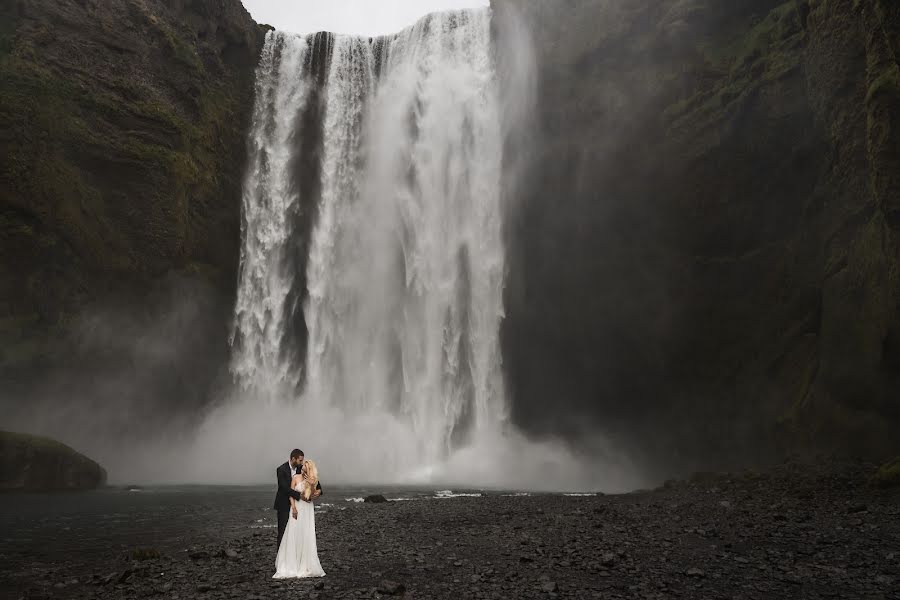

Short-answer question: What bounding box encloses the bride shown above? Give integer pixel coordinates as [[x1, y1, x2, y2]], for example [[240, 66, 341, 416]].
[[273, 459, 325, 578]]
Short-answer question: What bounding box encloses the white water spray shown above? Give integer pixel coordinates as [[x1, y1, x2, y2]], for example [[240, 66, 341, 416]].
[[231, 34, 313, 391], [179, 9, 642, 492], [229, 10, 507, 479]]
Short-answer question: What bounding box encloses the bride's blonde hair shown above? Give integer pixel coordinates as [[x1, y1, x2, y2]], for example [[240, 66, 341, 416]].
[[301, 459, 318, 501]]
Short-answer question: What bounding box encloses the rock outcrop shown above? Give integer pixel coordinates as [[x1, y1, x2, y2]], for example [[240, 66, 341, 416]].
[[0, 430, 107, 491], [495, 0, 900, 472]]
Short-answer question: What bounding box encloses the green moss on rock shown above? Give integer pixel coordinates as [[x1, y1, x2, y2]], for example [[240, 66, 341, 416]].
[[665, 1, 803, 127], [866, 67, 900, 104]]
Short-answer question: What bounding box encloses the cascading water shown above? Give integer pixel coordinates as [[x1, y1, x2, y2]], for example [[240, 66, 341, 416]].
[[230, 9, 508, 481]]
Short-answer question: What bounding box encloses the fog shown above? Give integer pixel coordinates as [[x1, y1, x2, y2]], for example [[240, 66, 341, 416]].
[[9, 373, 644, 492], [114, 395, 644, 492]]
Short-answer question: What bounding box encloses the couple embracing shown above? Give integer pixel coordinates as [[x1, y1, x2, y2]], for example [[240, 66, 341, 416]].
[[272, 449, 325, 578]]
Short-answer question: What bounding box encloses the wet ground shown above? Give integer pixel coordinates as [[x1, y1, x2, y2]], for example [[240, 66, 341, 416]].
[[2, 461, 898, 599]]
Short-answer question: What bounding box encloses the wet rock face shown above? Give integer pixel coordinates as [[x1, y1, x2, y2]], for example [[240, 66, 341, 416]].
[[0, 0, 266, 425], [1, 0, 266, 311], [0, 431, 107, 491], [495, 0, 900, 469]]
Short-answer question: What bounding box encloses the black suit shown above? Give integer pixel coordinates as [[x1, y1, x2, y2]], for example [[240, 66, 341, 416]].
[[273, 461, 323, 549]]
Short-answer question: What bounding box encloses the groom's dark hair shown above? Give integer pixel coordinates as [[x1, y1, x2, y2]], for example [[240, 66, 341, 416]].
[[290, 449, 303, 459]]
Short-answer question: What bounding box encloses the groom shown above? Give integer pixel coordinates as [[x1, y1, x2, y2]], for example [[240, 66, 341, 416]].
[[274, 449, 323, 549]]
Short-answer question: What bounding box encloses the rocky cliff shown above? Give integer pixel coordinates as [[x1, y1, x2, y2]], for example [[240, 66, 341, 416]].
[[3, 0, 898, 476], [496, 0, 900, 472], [0, 430, 107, 491], [0, 0, 266, 428]]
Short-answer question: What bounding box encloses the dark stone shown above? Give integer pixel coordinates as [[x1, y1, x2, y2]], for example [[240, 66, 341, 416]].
[[377, 580, 405, 595], [364, 495, 388, 503], [541, 581, 559, 593]]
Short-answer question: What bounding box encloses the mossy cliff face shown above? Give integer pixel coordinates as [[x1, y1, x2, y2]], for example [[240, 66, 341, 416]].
[[793, 0, 900, 459], [0, 0, 266, 422], [496, 0, 900, 471]]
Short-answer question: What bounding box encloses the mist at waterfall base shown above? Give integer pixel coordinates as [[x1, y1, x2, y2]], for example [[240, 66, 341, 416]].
[[155, 396, 641, 492], [150, 8, 643, 494]]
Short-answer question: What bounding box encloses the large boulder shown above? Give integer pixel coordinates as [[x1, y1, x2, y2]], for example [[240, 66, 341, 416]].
[[0, 431, 107, 491]]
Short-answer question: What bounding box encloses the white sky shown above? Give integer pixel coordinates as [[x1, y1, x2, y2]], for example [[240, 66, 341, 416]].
[[241, 0, 490, 36]]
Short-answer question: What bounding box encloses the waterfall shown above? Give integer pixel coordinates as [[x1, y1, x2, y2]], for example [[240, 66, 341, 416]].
[[231, 9, 507, 479]]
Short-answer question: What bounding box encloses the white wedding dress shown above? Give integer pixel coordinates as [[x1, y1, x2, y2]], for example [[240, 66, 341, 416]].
[[273, 480, 325, 578]]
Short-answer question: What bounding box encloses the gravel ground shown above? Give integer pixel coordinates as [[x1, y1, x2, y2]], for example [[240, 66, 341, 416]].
[[3, 461, 899, 599]]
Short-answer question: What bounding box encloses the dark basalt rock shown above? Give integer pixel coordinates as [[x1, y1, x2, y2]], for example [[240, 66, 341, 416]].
[[0, 431, 106, 491], [364, 494, 389, 503], [494, 0, 900, 470], [377, 579, 406, 595]]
